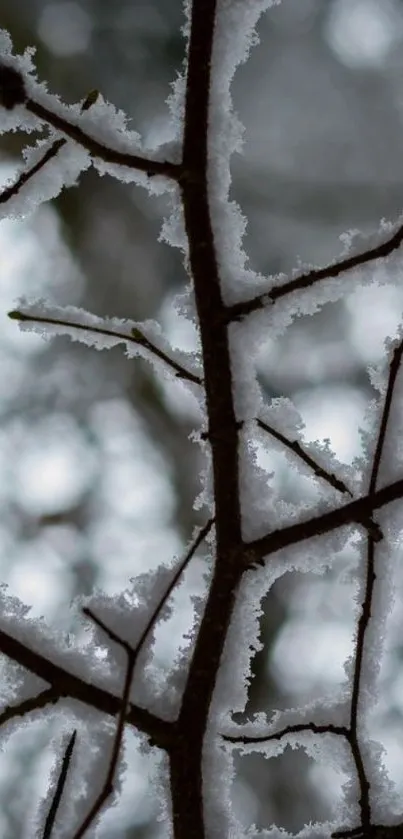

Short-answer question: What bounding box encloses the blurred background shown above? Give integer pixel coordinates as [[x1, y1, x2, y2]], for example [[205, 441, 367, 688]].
[[1, 0, 403, 835]]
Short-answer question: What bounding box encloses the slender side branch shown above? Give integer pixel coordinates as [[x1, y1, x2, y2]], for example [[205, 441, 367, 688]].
[[70, 519, 213, 836], [83, 517, 214, 663], [0, 687, 59, 726], [257, 418, 352, 495], [369, 339, 403, 496], [42, 731, 77, 839], [222, 720, 348, 745], [0, 88, 100, 207], [226, 223, 403, 322], [25, 97, 181, 180], [348, 536, 374, 832], [0, 61, 180, 178], [257, 418, 382, 541], [71, 621, 136, 839], [347, 338, 403, 833], [8, 310, 202, 386], [0, 139, 66, 205], [248, 476, 403, 564], [127, 516, 214, 655]]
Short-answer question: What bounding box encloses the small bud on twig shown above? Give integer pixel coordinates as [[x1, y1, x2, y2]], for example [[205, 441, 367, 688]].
[[8, 310, 27, 321]]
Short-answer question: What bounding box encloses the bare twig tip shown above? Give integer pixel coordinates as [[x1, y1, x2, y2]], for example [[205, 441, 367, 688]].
[[81, 88, 100, 112], [8, 310, 27, 321]]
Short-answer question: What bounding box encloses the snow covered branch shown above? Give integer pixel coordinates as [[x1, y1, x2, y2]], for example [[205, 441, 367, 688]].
[[247, 477, 403, 564], [69, 610, 138, 839], [257, 417, 382, 541], [0, 622, 172, 747], [43, 731, 77, 839], [8, 302, 202, 386], [0, 59, 180, 181], [25, 95, 180, 181], [227, 218, 403, 322]]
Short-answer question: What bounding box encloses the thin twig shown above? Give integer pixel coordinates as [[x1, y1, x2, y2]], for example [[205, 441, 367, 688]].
[[257, 417, 352, 495], [0, 687, 59, 726], [8, 310, 202, 386], [0, 139, 66, 205], [83, 517, 214, 685], [70, 652, 135, 839], [42, 731, 77, 839], [349, 535, 374, 832], [257, 418, 382, 542], [82, 608, 132, 653], [25, 97, 181, 180], [74, 518, 213, 837], [128, 516, 214, 656], [347, 338, 403, 832], [222, 720, 348, 745], [226, 222, 403, 322], [369, 339, 403, 496], [247, 475, 403, 564], [0, 62, 179, 178], [0, 88, 100, 207]]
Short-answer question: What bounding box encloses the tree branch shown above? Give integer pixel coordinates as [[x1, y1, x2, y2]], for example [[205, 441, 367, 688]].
[[25, 97, 181, 180], [0, 88, 101, 207], [42, 731, 77, 839], [0, 687, 59, 726], [8, 309, 202, 386], [71, 617, 137, 839], [0, 626, 173, 749], [73, 520, 213, 836], [347, 338, 403, 833], [222, 720, 348, 745], [257, 418, 382, 542], [248, 477, 403, 564], [226, 222, 403, 322]]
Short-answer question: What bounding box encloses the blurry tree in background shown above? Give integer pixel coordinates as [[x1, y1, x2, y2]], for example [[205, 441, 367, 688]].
[[1, 1, 403, 837]]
